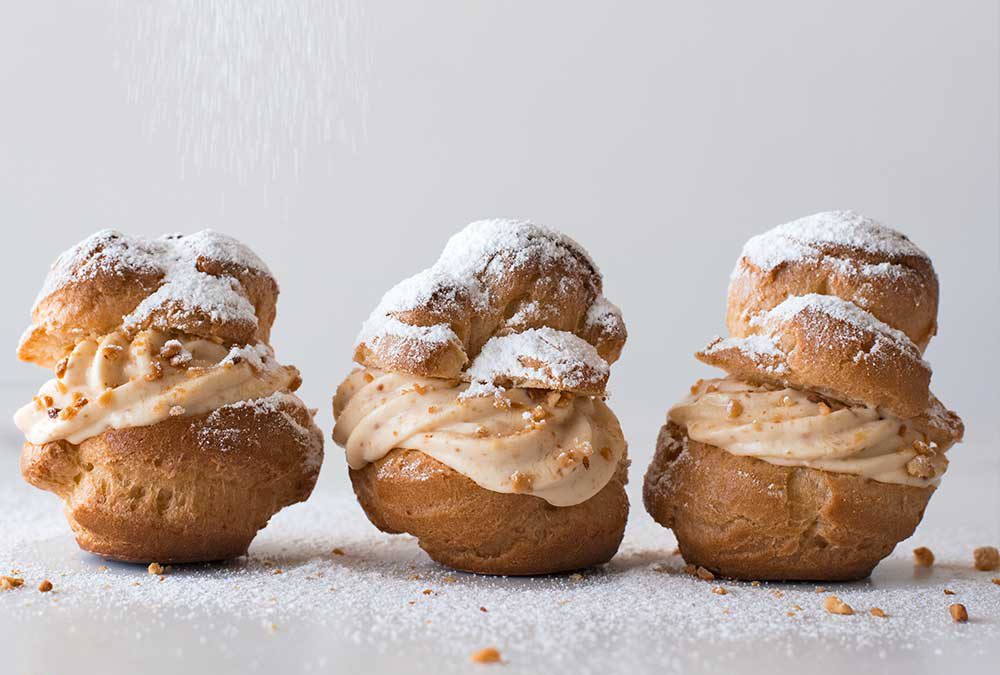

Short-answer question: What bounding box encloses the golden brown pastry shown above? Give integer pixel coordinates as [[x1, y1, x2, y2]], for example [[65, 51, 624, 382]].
[[15, 230, 323, 563], [333, 219, 629, 575], [643, 211, 963, 581]]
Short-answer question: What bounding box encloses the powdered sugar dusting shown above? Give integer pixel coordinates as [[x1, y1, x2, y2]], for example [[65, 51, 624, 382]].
[[199, 392, 322, 468], [35, 229, 270, 331], [753, 294, 922, 360], [702, 334, 789, 375], [585, 295, 624, 334], [463, 327, 610, 397], [357, 220, 619, 389], [736, 210, 929, 279]]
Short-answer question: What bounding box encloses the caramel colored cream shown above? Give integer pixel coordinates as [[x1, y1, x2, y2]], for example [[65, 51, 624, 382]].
[[669, 378, 946, 487], [15, 329, 299, 445], [332, 369, 626, 507]]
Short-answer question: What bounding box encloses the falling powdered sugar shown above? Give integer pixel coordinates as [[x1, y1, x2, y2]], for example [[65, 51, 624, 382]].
[[113, 0, 372, 180]]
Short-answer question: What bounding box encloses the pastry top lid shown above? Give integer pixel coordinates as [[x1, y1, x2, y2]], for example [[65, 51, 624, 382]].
[[20, 229, 278, 368], [354, 219, 626, 395]]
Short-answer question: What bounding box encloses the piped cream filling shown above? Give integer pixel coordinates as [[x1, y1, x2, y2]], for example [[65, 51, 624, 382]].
[[669, 378, 946, 487], [332, 369, 626, 507], [15, 329, 299, 445]]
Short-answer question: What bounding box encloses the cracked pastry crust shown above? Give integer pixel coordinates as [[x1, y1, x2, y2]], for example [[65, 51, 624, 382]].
[[351, 449, 629, 576], [643, 423, 932, 581]]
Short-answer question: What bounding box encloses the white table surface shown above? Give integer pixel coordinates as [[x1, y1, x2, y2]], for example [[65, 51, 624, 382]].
[[1, 386, 997, 675]]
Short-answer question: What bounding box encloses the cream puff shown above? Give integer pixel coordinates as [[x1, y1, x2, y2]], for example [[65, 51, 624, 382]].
[[333, 219, 629, 575], [15, 230, 323, 563], [643, 211, 963, 581]]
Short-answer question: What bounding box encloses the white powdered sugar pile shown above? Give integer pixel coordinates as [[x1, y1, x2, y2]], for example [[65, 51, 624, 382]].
[[463, 328, 610, 397], [357, 220, 623, 384], [35, 229, 269, 331], [1, 454, 997, 674], [735, 210, 929, 278]]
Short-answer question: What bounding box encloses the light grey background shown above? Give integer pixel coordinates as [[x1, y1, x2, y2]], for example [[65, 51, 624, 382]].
[[2, 1, 996, 474], [0, 4, 998, 672]]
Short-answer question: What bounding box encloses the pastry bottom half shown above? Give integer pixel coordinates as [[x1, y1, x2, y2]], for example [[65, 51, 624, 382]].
[[350, 449, 629, 576], [21, 399, 323, 563], [642, 422, 932, 581]]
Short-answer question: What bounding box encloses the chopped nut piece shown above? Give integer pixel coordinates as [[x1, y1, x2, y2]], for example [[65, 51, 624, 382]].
[[771, 590, 784, 599], [479, 606, 488, 612], [990, 578, 999, 585], [726, 400, 743, 418], [913, 547, 935, 567], [711, 586, 727, 595], [509, 471, 533, 493], [823, 595, 854, 615], [362, 372, 374, 383], [412, 383, 428, 395], [599, 446, 612, 461], [147, 562, 165, 575], [0, 576, 24, 590], [817, 401, 832, 416], [145, 361, 163, 382], [159, 341, 182, 359], [331, 548, 345, 556], [470, 647, 502, 664], [943, 589, 955, 595], [682, 564, 697, 577], [569, 573, 584, 582], [750, 580, 761, 587], [870, 607, 886, 618], [422, 589, 433, 595], [906, 454, 936, 479], [949, 603, 968, 623], [55, 357, 69, 379], [696, 566, 715, 581], [973, 546, 999, 571], [37, 580, 53, 593]]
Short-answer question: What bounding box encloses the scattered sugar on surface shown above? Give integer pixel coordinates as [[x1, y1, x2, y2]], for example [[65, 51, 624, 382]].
[[736, 210, 929, 278], [2, 465, 996, 673]]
